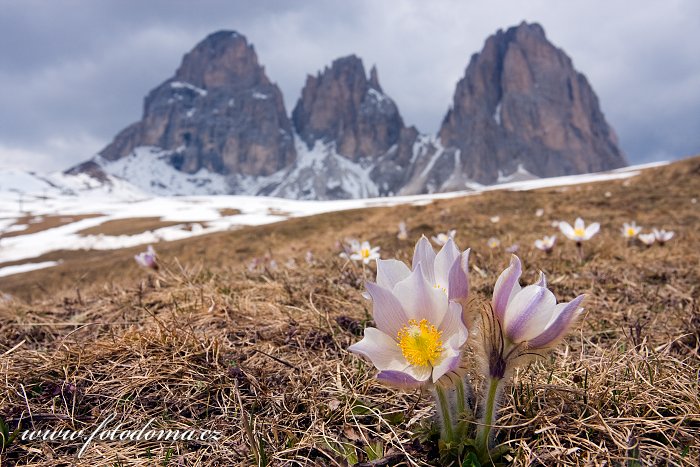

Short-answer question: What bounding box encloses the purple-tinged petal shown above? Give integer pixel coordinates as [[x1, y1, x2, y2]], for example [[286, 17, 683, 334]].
[[503, 285, 557, 342], [434, 238, 460, 287], [492, 255, 522, 322], [376, 259, 411, 291], [376, 370, 424, 389], [431, 334, 463, 382], [448, 249, 470, 302], [348, 328, 405, 371], [393, 263, 447, 325], [535, 271, 547, 288], [365, 282, 409, 337], [574, 218, 585, 231], [528, 295, 585, 348], [438, 301, 469, 346], [412, 236, 436, 284]]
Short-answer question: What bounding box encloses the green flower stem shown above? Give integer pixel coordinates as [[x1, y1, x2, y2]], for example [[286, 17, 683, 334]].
[[476, 376, 502, 457], [434, 385, 455, 443]]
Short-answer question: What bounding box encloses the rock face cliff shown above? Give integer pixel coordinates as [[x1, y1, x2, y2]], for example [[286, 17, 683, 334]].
[[72, 23, 626, 199], [437, 22, 626, 185], [99, 31, 296, 179]]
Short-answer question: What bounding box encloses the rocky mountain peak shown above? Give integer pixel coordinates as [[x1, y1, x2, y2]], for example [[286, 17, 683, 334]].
[[292, 55, 404, 161], [96, 30, 295, 178], [439, 21, 626, 184], [174, 30, 269, 91]]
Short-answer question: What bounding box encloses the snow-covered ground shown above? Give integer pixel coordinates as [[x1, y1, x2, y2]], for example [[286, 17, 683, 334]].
[[0, 161, 667, 277]]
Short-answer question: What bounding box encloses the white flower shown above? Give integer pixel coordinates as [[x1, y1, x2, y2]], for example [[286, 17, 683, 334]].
[[487, 237, 500, 249], [621, 222, 642, 239], [559, 218, 600, 242], [345, 240, 381, 264], [653, 228, 674, 245], [431, 230, 456, 246], [638, 233, 656, 246], [490, 216, 500, 224], [349, 238, 470, 387], [535, 208, 545, 217], [397, 221, 408, 240], [534, 235, 556, 252]]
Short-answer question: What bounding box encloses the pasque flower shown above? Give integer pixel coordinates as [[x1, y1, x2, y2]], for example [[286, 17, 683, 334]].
[[559, 218, 600, 242], [397, 221, 408, 240], [431, 229, 456, 246], [534, 235, 556, 253], [342, 240, 380, 264], [349, 237, 470, 387], [491, 255, 585, 354], [134, 245, 158, 270], [622, 222, 642, 239], [638, 232, 656, 246], [476, 255, 584, 457], [653, 228, 674, 245]]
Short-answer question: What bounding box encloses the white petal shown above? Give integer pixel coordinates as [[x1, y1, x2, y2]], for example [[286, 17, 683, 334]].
[[559, 222, 576, 240], [393, 264, 448, 325], [434, 238, 459, 287], [431, 337, 462, 382], [503, 285, 557, 342], [376, 259, 411, 290], [365, 282, 409, 337], [574, 218, 585, 231], [584, 223, 600, 240], [438, 301, 468, 346], [412, 236, 437, 284], [348, 328, 405, 371]]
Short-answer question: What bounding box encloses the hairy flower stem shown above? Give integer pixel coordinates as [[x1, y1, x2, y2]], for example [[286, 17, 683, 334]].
[[476, 376, 503, 458], [433, 385, 455, 443]]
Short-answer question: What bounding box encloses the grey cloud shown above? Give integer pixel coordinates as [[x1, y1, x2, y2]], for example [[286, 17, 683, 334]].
[[0, 0, 698, 171]]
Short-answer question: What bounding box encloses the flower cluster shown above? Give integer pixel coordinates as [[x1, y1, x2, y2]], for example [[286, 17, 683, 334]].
[[348, 238, 584, 461], [341, 239, 381, 264]]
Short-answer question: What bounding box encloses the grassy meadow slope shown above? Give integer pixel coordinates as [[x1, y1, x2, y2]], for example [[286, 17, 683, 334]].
[[1, 157, 699, 465]]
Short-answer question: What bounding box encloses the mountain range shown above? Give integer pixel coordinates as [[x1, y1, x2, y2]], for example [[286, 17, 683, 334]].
[[68, 22, 626, 199]]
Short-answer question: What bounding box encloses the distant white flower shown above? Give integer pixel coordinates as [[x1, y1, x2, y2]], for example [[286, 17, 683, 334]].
[[343, 240, 380, 264], [305, 250, 315, 265], [535, 208, 545, 217], [534, 235, 557, 253], [431, 230, 456, 246], [551, 220, 561, 228], [559, 218, 600, 242], [134, 245, 158, 270], [621, 222, 642, 239], [490, 216, 500, 224], [692, 198, 697, 205], [604, 191, 612, 198], [505, 243, 519, 253], [638, 233, 656, 246], [397, 221, 408, 240], [487, 237, 501, 249], [653, 228, 674, 245]]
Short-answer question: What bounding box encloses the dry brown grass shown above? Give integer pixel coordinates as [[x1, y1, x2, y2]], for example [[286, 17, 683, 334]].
[[1, 157, 699, 466], [0, 214, 101, 239], [76, 217, 184, 236]]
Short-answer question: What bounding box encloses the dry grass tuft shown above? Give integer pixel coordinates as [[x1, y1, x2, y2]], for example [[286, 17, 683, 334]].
[[1, 157, 699, 465]]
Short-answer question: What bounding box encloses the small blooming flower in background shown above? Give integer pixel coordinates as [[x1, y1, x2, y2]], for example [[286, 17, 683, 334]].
[[535, 208, 545, 217], [134, 245, 158, 271], [487, 237, 500, 249], [305, 250, 315, 265], [550, 220, 561, 228], [638, 233, 656, 247], [559, 218, 600, 243], [490, 216, 500, 224], [534, 235, 556, 253], [341, 239, 380, 264], [505, 243, 519, 253], [604, 191, 612, 198], [431, 229, 456, 246], [247, 257, 260, 272], [621, 221, 642, 239], [397, 221, 408, 240], [349, 236, 470, 388], [653, 228, 674, 245]]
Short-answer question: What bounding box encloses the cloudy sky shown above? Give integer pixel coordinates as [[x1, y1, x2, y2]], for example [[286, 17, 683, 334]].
[[1, 0, 699, 171]]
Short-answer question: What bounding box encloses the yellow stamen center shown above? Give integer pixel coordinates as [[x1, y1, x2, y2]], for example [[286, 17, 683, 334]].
[[433, 283, 447, 294], [574, 228, 585, 237], [361, 248, 370, 258], [397, 319, 444, 367], [626, 227, 636, 237]]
